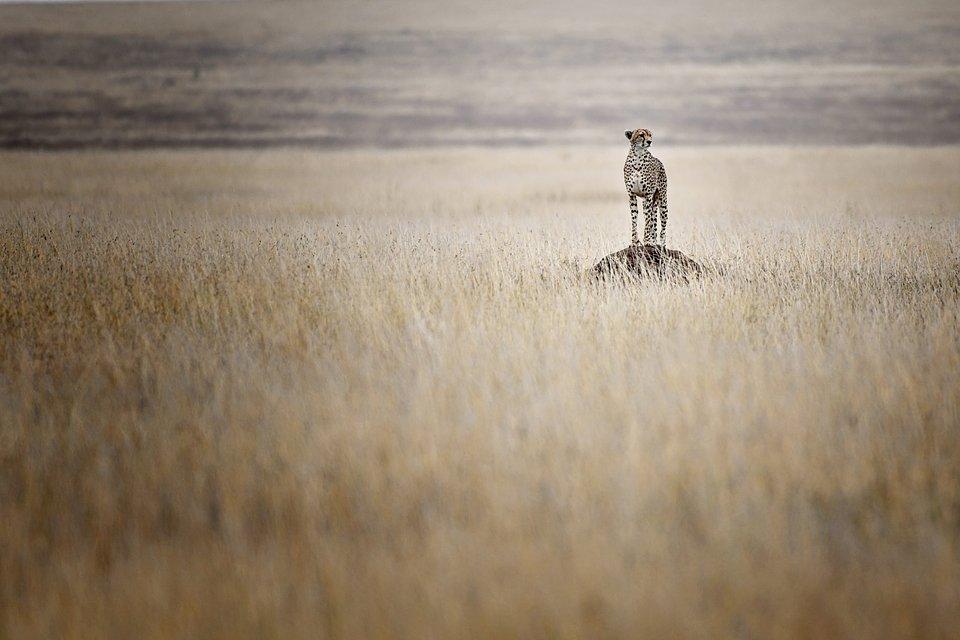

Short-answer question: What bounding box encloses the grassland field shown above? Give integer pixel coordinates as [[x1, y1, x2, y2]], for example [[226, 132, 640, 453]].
[[1, 145, 959, 638]]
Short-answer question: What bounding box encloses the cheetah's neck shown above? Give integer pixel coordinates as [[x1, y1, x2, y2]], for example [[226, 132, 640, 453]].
[[627, 148, 651, 169]]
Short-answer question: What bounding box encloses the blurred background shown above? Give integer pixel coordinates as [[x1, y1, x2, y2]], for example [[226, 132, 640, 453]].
[[1, 0, 958, 149]]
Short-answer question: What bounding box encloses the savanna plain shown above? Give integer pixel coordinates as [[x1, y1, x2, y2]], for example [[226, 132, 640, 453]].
[[2, 146, 960, 639]]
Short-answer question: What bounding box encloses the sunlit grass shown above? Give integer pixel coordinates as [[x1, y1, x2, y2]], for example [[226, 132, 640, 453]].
[[1, 147, 959, 639]]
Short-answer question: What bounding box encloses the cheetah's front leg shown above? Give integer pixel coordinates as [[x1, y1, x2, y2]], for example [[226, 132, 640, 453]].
[[629, 194, 639, 246]]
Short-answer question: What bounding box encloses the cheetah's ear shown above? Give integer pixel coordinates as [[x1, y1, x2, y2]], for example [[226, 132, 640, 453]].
[[624, 130, 633, 141]]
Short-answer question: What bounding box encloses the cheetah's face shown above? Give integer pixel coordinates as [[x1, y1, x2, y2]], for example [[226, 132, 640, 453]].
[[624, 128, 652, 150]]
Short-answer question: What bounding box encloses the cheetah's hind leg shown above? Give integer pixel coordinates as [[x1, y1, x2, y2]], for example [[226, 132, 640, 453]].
[[642, 195, 657, 245], [657, 190, 668, 247]]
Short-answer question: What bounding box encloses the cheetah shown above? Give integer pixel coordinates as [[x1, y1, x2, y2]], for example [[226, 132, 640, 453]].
[[623, 128, 668, 247]]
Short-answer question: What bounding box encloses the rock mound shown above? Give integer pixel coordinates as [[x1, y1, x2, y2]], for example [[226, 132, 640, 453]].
[[592, 244, 705, 282]]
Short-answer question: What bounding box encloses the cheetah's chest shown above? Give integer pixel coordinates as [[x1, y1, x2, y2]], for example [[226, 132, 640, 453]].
[[624, 155, 665, 196]]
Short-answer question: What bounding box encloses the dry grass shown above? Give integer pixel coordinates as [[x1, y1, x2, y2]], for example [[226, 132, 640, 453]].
[[1, 146, 960, 639]]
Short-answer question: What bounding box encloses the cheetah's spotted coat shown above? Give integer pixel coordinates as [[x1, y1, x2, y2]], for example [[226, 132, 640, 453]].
[[623, 128, 668, 246]]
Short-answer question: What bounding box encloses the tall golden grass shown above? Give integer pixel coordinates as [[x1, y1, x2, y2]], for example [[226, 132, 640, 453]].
[[2, 147, 959, 639]]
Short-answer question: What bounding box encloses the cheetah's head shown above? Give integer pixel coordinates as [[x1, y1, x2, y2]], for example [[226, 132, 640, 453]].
[[624, 128, 652, 150]]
